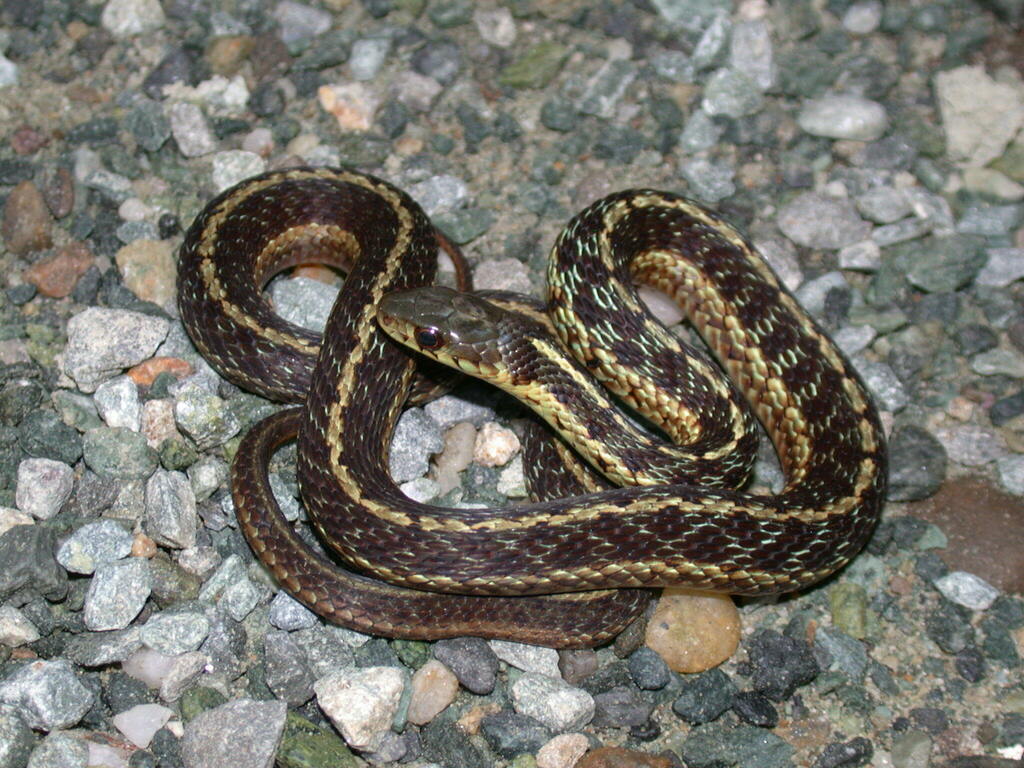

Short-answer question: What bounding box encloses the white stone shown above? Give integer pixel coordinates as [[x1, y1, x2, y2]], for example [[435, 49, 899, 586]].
[[314, 667, 405, 751], [798, 95, 888, 141], [16, 458, 74, 520], [101, 0, 166, 38], [112, 703, 174, 748], [0, 605, 40, 646], [935, 66, 1024, 167], [511, 673, 595, 732], [934, 571, 1000, 611], [489, 639, 561, 677]]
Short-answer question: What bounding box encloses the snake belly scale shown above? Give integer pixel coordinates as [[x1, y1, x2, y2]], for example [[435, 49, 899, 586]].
[[178, 167, 888, 647]]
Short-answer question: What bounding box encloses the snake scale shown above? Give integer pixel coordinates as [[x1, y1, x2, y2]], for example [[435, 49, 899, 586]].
[[177, 167, 887, 647]]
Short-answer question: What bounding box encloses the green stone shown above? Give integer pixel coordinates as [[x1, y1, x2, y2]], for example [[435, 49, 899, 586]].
[[392, 638, 431, 668], [498, 42, 568, 89], [82, 427, 159, 480], [179, 686, 227, 723], [277, 712, 359, 768], [434, 208, 494, 244], [428, 0, 472, 27], [829, 582, 869, 640], [991, 136, 1024, 183], [159, 436, 199, 471]]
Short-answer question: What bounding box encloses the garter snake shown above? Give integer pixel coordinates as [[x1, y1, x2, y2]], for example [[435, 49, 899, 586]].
[[178, 167, 887, 647]]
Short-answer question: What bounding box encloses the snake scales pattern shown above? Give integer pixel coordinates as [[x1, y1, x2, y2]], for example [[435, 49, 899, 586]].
[[177, 167, 887, 647]]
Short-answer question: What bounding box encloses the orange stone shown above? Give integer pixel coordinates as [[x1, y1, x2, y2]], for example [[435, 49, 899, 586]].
[[576, 746, 675, 768], [23, 242, 94, 298], [644, 588, 741, 673], [128, 357, 194, 387]]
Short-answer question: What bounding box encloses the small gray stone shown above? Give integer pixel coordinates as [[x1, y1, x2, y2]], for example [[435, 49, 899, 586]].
[[701, 68, 763, 118], [679, 157, 735, 202], [57, 519, 134, 574], [971, 348, 1024, 378], [933, 424, 1005, 467], [843, 0, 883, 34], [93, 375, 142, 431], [794, 271, 851, 318], [778, 193, 871, 249], [350, 36, 391, 81], [0, 705, 32, 767], [410, 175, 470, 218], [997, 454, 1024, 496], [423, 395, 495, 430], [174, 382, 241, 450], [187, 456, 228, 503], [64, 627, 144, 667], [145, 470, 197, 549], [180, 699, 287, 768], [934, 571, 1000, 611], [511, 673, 594, 732], [855, 186, 912, 224], [854, 359, 909, 412], [27, 731, 89, 768], [167, 102, 217, 158], [579, 59, 638, 119], [872, 217, 933, 247], [101, 0, 165, 37], [63, 308, 170, 392], [268, 591, 318, 631], [797, 95, 888, 141], [389, 407, 443, 483], [16, 458, 74, 520], [159, 651, 209, 703], [0, 660, 94, 731], [838, 240, 881, 271], [0, 605, 39, 646], [268, 276, 337, 333], [315, 666, 405, 752], [272, 0, 331, 45], [82, 427, 159, 481], [977, 247, 1024, 287], [199, 554, 262, 621], [627, 647, 671, 690], [887, 425, 947, 502], [211, 151, 266, 193], [84, 558, 152, 630], [691, 11, 731, 67], [140, 611, 211, 655], [815, 627, 868, 681], [728, 19, 774, 91], [433, 637, 499, 695], [489, 639, 560, 677], [678, 108, 722, 153], [0, 526, 67, 603], [264, 629, 315, 705]]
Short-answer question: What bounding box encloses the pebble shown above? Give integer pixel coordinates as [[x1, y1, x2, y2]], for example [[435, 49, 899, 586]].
[[406, 660, 459, 726], [934, 65, 1024, 167], [424, 395, 495, 430], [140, 611, 210, 655], [644, 589, 741, 673], [480, 711, 552, 758], [591, 685, 655, 727], [263, 630, 315, 705], [268, 591, 318, 631], [167, 102, 217, 158], [842, 1, 883, 34], [777, 193, 872, 249], [932, 424, 1005, 467], [473, 422, 520, 467], [0, 659, 94, 730], [26, 732, 90, 768], [15, 458, 74, 520], [745, 629, 820, 701], [114, 239, 177, 308], [798, 95, 888, 141], [112, 703, 173, 749], [94, 375, 142, 431], [963, 167, 1024, 201], [433, 637, 499, 695], [173, 382, 241, 450], [0, 605, 39, 646], [314, 666, 405, 752], [997, 455, 1024, 496], [197, 554, 261, 621], [82, 427, 159, 480], [57, 519, 134, 574], [977, 248, 1024, 287], [23, 243, 94, 298], [268, 275, 337, 332], [701, 68, 762, 118], [498, 41, 567, 90], [838, 240, 882, 271], [63, 308, 170, 393], [681, 723, 794, 767], [389, 407, 444, 483], [579, 59, 638, 119], [1, 181, 52, 254], [350, 36, 391, 81], [536, 733, 589, 768], [731, 690, 778, 728], [890, 730, 932, 768], [627, 647, 671, 690], [273, 0, 331, 44], [971, 348, 1024, 378], [490, 639, 561, 677], [576, 746, 674, 768], [64, 627, 143, 667], [84, 558, 152, 631], [180, 699, 286, 768], [474, 8, 517, 47], [934, 571, 1000, 611], [318, 82, 379, 132], [511, 673, 595, 732], [671, 668, 737, 725], [815, 627, 869, 681], [211, 151, 266, 193], [128, 356, 193, 388], [101, 0, 165, 37]]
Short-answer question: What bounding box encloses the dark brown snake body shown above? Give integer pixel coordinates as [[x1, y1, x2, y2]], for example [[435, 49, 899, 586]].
[[177, 167, 887, 647]]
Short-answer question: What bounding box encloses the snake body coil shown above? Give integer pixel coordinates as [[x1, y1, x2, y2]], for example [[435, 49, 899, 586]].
[[178, 167, 887, 647]]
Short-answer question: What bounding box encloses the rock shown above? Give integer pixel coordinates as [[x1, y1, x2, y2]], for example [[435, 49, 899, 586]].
[[1, 181, 52, 254], [23, 243, 94, 298], [777, 193, 871, 249], [490, 639, 561, 677], [84, 558, 152, 630], [576, 746, 675, 767], [473, 422, 520, 467], [934, 571, 1000, 611], [314, 667, 405, 752], [94, 375, 142, 431], [0, 525, 67, 602], [112, 703, 173, 749], [0, 705, 33, 767], [480, 711, 552, 758], [644, 589, 741, 673], [145, 470, 197, 549], [511, 673, 595, 732], [15, 458, 74, 520], [115, 240, 177, 308], [57, 519, 134, 574], [671, 668, 737, 724], [746, 629, 820, 701], [0, 660, 93, 730], [64, 308, 170, 393], [25, 731, 89, 768], [0, 605, 39, 646], [798, 95, 888, 141], [433, 637, 499, 695], [887, 425, 947, 502], [101, 0, 165, 37], [536, 733, 590, 768], [406, 660, 459, 726], [180, 699, 286, 768], [935, 65, 1024, 167], [140, 611, 210, 655]]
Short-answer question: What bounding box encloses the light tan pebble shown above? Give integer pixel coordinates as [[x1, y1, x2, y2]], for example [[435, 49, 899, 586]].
[[0, 507, 34, 537], [473, 422, 520, 467], [644, 588, 741, 673], [395, 136, 424, 155], [118, 198, 151, 222], [537, 733, 589, 768], [132, 533, 158, 558], [456, 701, 501, 735], [115, 239, 176, 307], [637, 284, 684, 326], [241, 128, 275, 157], [141, 399, 179, 449], [433, 422, 476, 494], [317, 83, 379, 131], [406, 659, 460, 726]]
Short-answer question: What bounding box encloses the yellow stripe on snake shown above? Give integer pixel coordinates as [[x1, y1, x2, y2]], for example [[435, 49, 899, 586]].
[[177, 167, 887, 647]]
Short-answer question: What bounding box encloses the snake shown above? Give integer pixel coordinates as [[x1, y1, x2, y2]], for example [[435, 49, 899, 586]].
[[177, 167, 887, 647]]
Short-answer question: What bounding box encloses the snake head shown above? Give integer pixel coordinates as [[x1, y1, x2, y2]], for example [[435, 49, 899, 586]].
[[377, 287, 508, 372]]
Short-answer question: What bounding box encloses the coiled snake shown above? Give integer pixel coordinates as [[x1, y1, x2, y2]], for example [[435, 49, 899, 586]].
[[177, 167, 887, 647]]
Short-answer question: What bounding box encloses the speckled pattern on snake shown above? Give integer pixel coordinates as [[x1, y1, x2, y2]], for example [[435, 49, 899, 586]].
[[177, 166, 887, 648]]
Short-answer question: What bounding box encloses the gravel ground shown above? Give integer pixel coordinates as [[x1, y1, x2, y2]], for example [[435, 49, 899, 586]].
[[0, 1, 1023, 767]]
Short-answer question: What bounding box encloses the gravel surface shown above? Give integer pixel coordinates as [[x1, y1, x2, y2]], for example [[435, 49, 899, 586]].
[[1, 1, 1023, 767]]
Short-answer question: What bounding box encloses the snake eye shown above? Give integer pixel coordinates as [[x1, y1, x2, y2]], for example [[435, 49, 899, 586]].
[[415, 327, 444, 350]]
